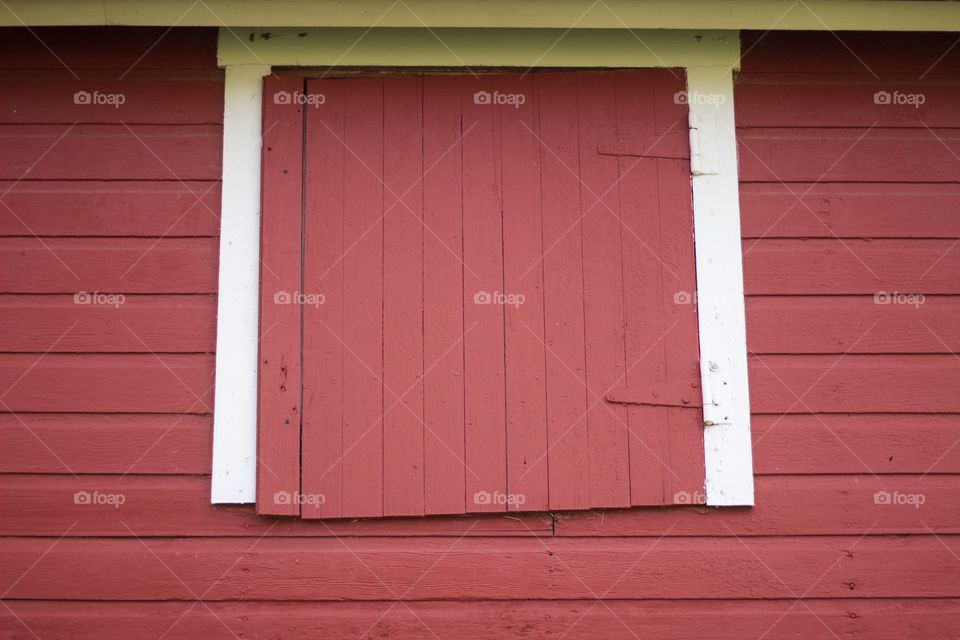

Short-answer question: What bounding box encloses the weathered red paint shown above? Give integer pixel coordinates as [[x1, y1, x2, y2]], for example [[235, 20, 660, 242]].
[[268, 72, 703, 518], [2, 26, 960, 640]]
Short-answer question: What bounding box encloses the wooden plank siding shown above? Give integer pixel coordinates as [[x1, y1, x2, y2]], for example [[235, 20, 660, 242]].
[[1, 27, 959, 640]]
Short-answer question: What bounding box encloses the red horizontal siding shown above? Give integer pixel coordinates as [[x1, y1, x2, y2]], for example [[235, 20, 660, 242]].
[[0, 237, 219, 293], [0, 27, 957, 640], [1, 474, 957, 537], [0, 295, 216, 352], [2, 536, 958, 600], [4, 599, 958, 640], [0, 181, 221, 237], [0, 124, 222, 180]]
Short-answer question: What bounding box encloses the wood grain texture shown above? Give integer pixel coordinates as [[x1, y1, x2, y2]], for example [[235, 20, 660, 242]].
[[255, 75, 303, 516], [739, 183, 960, 239], [752, 414, 960, 475], [461, 76, 507, 514], [577, 72, 631, 509], [0, 181, 221, 237], [0, 237, 218, 293], [0, 294, 216, 353], [536, 72, 591, 511], [337, 78, 385, 518], [301, 78, 347, 519], [381, 76, 425, 517], [501, 73, 549, 512], [738, 128, 960, 183], [742, 239, 960, 294], [0, 124, 222, 180], [3, 599, 959, 640], [746, 296, 960, 354], [0, 475, 551, 537], [0, 414, 211, 474], [3, 536, 959, 600], [2, 474, 956, 537], [0, 353, 213, 413], [736, 75, 960, 128], [421, 75, 467, 515], [749, 355, 960, 414]]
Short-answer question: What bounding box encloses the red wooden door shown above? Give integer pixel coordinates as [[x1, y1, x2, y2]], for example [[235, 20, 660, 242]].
[[257, 71, 704, 518]]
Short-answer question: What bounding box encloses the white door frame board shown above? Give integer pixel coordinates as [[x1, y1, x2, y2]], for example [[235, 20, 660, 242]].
[[211, 28, 753, 506]]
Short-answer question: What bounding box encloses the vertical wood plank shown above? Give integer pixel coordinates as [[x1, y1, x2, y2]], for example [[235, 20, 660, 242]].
[[536, 72, 591, 511], [340, 78, 385, 518], [652, 71, 705, 504], [500, 75, 549, 512], [382, 77, 425, 517], [461, 76, 507, 513], [301, 78, 346, 518], [256, 74, 303, 516], [422, 76, 467, 515], [577, 71, 631, 508], [614, 70, 672, 505]]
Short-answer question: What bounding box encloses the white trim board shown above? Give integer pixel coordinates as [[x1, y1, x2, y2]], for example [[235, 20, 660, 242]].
[[211, 28, 753, 506], [211, 63, 270, 504]]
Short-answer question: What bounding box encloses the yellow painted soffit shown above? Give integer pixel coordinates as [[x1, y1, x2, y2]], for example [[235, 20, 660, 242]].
[[2, 0, 959, 31]]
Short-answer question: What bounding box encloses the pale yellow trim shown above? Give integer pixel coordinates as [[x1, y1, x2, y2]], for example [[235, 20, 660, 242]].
[[218, 28, 740, 69], [3, 0, 959, 31]]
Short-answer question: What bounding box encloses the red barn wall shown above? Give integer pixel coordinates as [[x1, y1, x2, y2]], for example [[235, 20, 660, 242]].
[[0, 27, 958, 639]]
